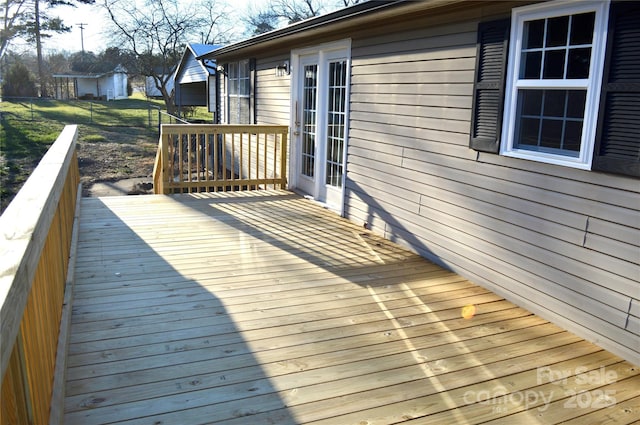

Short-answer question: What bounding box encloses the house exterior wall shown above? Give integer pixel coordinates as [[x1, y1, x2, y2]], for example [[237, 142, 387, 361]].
[[178, 55, 206, 84], [76, 79, 98, 97], [256, 55, 291, 126], [100, 73, 128, 100], [219, 55, 291, 186], [343, 4, 639, 364], [146, 76, 174, 98], [256, 56, 292, 182], [215, 1, 639, 364], [176, 82, 207, 107]]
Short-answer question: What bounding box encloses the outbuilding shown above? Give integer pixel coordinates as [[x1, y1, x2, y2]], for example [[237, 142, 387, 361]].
[[53, 65, 128, 100], [173, 43, 222, 118]]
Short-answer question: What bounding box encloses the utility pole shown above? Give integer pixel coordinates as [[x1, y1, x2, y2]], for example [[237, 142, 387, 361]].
[[77, 23, 87, 53]]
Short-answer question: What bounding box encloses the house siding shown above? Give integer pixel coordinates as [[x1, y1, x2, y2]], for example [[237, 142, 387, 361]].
[[175, 53, 209, 107], [256, 55, 291, 125], [215, 55, 290, 185], [76, 79, 98, 97], [344, 10, 639, 364], [177, 55, 205, 84], [255, 55, 291, 181]]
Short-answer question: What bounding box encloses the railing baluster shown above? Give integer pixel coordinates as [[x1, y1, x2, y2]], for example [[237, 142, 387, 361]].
[[263, 133, 267, 189], [281, 131, 288, 189], [196, 133, 201, 185], [238, 133, 246, 180], [221, 133, 227, 192], [213, 132, 218, 185], [231, 133, 236, 189], [166, 133, 173, 192], [248, 132, 252, 184], [187, 132, 192, 191], [256, 134, 260, 189], [273, 134, 277, 190], [178, 133, 183, 193], [205, 133, 210, 184]]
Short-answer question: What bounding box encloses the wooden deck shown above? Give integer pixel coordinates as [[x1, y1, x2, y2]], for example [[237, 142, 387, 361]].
[[63, 190, 640, 424]]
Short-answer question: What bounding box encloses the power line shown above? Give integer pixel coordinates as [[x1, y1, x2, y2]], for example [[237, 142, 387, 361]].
[[76, 23, 87, 53]]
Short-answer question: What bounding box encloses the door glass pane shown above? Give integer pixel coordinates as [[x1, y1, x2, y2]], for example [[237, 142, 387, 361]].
[[326, 60, 347, 187], [301, 64, 317, 178]]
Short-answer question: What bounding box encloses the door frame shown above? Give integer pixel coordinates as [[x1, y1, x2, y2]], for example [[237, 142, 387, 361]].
[[289, 39, 352, 215]]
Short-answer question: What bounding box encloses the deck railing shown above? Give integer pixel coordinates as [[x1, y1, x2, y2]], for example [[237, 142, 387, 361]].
[[153, 124, 289, 194], [0, 125, 80, 425]]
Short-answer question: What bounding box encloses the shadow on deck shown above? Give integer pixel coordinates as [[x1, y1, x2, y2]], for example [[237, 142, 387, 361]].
[[64, 190, 640, 424]]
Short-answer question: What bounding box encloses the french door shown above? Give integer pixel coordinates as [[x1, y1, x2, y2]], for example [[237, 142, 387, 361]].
[[293, 44, 350, 211]]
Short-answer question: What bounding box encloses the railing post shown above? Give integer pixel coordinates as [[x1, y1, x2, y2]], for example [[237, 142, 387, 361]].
[[161, 129, 170, 194]]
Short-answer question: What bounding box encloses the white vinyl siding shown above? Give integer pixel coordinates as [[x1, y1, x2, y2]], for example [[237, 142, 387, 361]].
[[345, 8, 639, 364]]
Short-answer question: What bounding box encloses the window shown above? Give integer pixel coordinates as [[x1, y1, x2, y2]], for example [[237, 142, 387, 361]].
[[227, 59, 252, 124], [501, 1, 609, 169], [471, 1, 640, 177]]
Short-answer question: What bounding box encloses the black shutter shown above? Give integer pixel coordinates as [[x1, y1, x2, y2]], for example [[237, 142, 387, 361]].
[[469, 19, 510, 153], [592, 2, 640, 177]]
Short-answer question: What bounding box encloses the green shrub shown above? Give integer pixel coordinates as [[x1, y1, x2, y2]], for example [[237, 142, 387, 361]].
[[82, 134, 108, 143], [2, 63, 37, 97]]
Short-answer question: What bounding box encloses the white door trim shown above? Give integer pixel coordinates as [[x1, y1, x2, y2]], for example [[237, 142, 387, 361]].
[[290, 39, 351, 216]]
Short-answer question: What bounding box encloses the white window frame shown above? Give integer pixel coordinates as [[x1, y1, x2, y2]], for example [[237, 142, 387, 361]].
[[226, 59, 250, 124], [501, 0, 610, 170]]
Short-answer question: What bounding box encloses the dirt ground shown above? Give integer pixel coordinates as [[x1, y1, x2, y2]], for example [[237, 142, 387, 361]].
[[1, 127, 157, 213], [76, 126, 157, 197]]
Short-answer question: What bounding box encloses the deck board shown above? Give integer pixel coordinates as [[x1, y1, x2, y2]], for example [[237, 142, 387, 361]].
[[64, 190, 640, 424]]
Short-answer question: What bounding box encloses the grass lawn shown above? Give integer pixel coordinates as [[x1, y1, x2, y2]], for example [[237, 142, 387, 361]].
[[0, 94, 213, 213]]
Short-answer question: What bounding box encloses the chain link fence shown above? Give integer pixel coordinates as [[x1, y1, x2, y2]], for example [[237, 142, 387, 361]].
[[1, 97, 163, 128]]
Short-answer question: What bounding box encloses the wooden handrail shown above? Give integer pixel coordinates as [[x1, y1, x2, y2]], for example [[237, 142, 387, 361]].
[[153, 124, 289, 194], [0, 125, 80, 425]]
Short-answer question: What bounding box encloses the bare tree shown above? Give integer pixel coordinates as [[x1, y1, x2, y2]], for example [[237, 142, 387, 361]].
[[1, 0, 28, 61], [200, 0, 234, 44], [104, 0, 229, 114], [243, 0, 359, 36], [271, 0, 322, 24], [2, 0, 91, 96], [243, 9, 278, 36]]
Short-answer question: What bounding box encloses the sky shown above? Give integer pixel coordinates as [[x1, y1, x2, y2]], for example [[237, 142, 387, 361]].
[[42, 0, 269, 54]]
